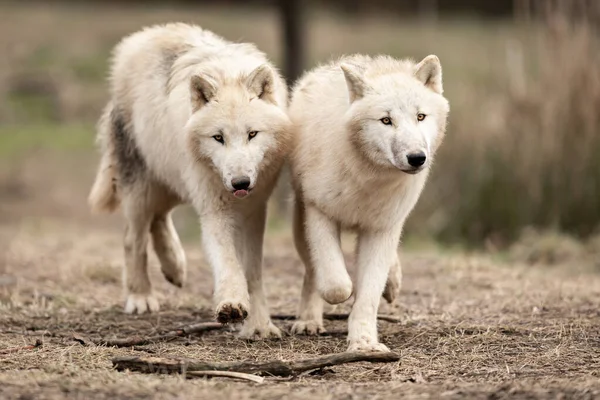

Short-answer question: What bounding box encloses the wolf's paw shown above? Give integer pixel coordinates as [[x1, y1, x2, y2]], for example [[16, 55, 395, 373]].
[[321, 284, 353, 305], [124, 293, 160, 314], [215, 301, 249, 324], [382, 276, 400, 304], [347, 336, 390, 353], [161, 263, 186, 288], [238, 320, 282, 340], [383, 264, 402, 304], [291, 319, 326, 335]]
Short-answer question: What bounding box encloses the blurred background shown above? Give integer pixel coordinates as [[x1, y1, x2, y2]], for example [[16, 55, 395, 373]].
[[0, 0, 599, 263]]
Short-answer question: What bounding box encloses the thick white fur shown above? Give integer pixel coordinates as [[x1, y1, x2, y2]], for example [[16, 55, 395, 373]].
[[88, 24, 291, 339], [289, 54, 449, 351]]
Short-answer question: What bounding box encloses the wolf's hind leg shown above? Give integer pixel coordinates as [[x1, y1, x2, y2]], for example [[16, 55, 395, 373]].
[[121, 188, 159, 314], [382, 257, 402, 304], [291, 199, 326, 335], [151, 211, 186, 288]]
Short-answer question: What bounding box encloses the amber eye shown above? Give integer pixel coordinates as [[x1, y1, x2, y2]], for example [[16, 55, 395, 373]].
[[213, 135, 224, 144], [380, 117, 392, 125], [248, 131, 259, 140], [417, 113, 427, 122]]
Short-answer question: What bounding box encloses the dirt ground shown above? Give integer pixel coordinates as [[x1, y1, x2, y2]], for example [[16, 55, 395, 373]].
[[1, 216, 599, 399]]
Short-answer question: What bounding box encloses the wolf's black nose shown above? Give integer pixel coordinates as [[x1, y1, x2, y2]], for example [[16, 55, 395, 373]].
[[407, 152, 427, 167], [231, 176, 251, 190]]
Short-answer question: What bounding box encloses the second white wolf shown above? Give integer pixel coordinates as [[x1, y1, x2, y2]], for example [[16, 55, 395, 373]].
[[289, 54, 449, 351], [88, 24, 291, 339]]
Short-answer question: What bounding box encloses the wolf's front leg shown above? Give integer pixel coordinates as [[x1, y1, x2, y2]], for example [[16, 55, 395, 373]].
[[348, 228, 401, 352], [236, 205, 281, 340], [304, 205, 353, 305], [200, 213, 249, 324]]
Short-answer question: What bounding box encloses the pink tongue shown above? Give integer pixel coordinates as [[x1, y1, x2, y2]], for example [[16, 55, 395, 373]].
[[233, 189, 249, 198]]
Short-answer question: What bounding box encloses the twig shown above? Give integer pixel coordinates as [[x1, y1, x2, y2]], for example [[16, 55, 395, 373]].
[[187, 370, 265, 383], [97, 322, 223, 347], [112, 351, 400, 377], [375, 315, 403, 323], [2, 329, 56, 337], [316, 328, 347, 337], [75, 322, 224, 348], [0, 339, 43, 355], [272, 313, 403, 323], [68, 313, 402, 350]]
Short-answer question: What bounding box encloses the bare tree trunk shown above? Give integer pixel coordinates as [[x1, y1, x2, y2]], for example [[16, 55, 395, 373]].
[[274, 0, 305, 220], [279, 0, 305, 88], [513, 0, 532, 22], [418, 0, 438, 21]]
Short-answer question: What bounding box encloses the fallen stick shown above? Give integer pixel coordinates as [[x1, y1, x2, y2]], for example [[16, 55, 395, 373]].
[[73, 314, 400, 349], [0, 339, 43, 355], [374, 315, 403, 323], [1, 329, 55, 337], [76, 322, 224, 348], [112, 351, 400, 377], [187, 370, 265, 383], [316, 328, 347, 337], [272, 313, 403, 323], [75, 320, 346, 348]]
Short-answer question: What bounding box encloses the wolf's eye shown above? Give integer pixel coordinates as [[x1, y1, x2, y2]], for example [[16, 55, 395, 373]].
[[417, 113, 427, 122], [380, 117, 392, 125], [212, 135, 224, 144], [248, 131, 259, 140]]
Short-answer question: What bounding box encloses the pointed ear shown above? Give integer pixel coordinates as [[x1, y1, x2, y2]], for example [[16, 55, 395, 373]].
[[190, 75, 218, 111], [246, 64, 276, 103], [341, 63, 368, 103], [415, 55, 443, 94]]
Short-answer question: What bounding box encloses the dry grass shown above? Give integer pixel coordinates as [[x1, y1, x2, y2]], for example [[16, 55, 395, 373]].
[[1, 220, 599, 399], [413, 2, 600, 245]]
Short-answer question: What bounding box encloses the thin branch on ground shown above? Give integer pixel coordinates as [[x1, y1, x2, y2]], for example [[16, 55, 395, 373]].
[[73, 322, 224, 348], [316, 328, 348, 337], [71, 314, 395, 348], [187, 370, 265, 383], [0, 339, 43, 355], [112, 351, 400, 377], [272, 313, 403, 323], [1, 329, 56, 337]]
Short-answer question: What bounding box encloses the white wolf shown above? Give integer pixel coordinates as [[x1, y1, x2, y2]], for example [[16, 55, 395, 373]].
[[88, 23, 291, 339], [289, 54, 449, 351]]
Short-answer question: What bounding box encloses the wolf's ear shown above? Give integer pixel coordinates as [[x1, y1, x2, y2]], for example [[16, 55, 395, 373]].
[[190, 75, 218, 111], [415, 55, 443, 94], [246, 64, 276, 104], [341, 63, 369, 103]]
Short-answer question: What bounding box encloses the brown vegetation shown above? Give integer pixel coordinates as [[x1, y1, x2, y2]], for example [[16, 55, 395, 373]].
[[1, 2, 599, 246]]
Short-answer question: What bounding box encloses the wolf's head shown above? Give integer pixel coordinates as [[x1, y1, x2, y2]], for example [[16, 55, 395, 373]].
[[185, 64, 291, 198], [341, 55, 449, 174]]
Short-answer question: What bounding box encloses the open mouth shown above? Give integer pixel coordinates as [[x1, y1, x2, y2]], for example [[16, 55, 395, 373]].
[[232, 188, 252, 198]]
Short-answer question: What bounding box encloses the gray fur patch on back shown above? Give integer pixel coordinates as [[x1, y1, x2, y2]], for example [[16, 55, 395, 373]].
[[163, 44, 192, 93], [161, 49, 180, 92], [111, 107, 146, 186]]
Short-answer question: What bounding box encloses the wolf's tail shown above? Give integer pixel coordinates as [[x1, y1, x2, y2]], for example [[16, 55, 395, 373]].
[[88, 103, 120, 213]]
